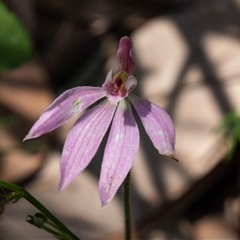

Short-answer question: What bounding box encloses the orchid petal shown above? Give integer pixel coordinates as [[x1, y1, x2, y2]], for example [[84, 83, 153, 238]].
[[125, 75, 137, 93], [102, 70, 112, 90], [59, 100, 116, 190], [99, 99, 139, 206], [24, 87, 106, 140], [129, 94, 175, 156], [117, 36, 136, 75]]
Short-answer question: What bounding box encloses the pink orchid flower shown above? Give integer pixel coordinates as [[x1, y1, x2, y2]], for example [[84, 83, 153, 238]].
[[24, 37, 175, 206]]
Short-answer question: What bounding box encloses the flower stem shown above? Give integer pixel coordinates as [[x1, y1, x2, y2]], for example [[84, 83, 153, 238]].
[[0, 180, 79, 240], [123, 171, 131, 240]]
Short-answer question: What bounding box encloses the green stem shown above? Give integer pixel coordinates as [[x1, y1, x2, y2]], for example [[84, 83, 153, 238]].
[[46, 219, 64, 232], [124, 171, 131, 240], [2, 194, 19, 206], [41, 225, 64, 238], [0, 180, 79, 240]]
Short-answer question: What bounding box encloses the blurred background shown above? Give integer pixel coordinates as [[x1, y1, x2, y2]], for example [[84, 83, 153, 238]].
[[0, 0, 239, 239]]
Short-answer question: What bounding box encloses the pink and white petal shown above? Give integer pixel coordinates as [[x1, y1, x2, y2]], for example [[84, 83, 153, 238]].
[[59, 100, 116, 190], [24, 87, 106, 140], [99, 99, 139, 206], [117, 37, 136, 75], [102, 70, 113, 90], [125, 75, 137, 93], [129, 94, 175, 156]]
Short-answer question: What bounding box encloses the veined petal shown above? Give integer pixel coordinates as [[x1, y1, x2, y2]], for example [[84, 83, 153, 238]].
[[117, 36, 136, 75], [129, 94, 175, 156], [24, 87, 106, 140], [59, 100, 116, 190], [99, 99, 139, 206]]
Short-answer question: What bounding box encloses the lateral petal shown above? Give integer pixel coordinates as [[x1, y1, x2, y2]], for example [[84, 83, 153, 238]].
[[129, 94, 175, 156], [24, 87, 106, 140], [125, 75, 137, 93], [99, 99, 139, 206], [59, 100, 116, 190]]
